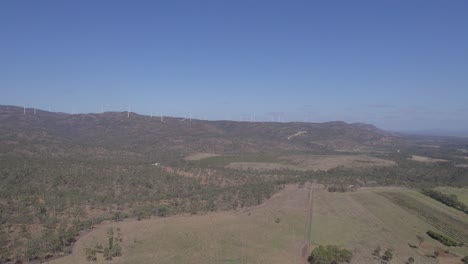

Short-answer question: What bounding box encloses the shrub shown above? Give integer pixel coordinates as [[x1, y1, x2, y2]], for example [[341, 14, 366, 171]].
[[381, 249, 393, 261], [421, 189, 468, 214], [462, 256, 468, 264], [372, 246, 381, 256], [308, 245, 352, 264], [427, 230, 460, 247], [85, 248, 97, 261]]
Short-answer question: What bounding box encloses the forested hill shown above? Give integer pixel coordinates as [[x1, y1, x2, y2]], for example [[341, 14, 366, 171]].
[[0, 105, 397, 159]]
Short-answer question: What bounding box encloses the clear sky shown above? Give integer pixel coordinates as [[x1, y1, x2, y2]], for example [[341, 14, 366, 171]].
[[1, 0, 467, 131]]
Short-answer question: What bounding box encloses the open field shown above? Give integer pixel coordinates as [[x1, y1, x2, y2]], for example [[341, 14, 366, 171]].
[[279, 154, 396, 171], [311, 188, 468, 263], [187, 153, 396, 171], [48, 185, 310, 264], [184, 153, 221, 161], [411, 155, 449, 163], [189, 153, 279, 168], [226, 162, 303, 171], [223, 154, 396, 171], [48, 186, 468, 264], [435, 187, 468, 205]]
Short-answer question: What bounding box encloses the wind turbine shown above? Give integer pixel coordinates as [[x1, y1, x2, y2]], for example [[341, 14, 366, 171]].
[[23, 105, 26, 115], [127, 105, 130, 118]]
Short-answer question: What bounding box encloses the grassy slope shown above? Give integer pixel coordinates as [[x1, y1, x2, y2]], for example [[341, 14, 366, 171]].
[[310, 188, 468, 264], [50, 186, 468, 264], [435, 187, 468, 205], [48, 185, 309, 264]]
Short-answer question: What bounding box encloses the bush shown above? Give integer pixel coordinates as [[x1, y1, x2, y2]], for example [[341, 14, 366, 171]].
[[427, 230, 461, 247], [85, 248, 97, 261], [421, 189, 468, 214], [462, 256, 468, 264], [381, 249, 393, 261], [308, 245, 352, 264], [372, 245, 381, 256]]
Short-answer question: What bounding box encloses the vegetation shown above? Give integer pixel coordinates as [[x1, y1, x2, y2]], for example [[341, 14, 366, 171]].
[[378, 192, 468, 246], [372, 245, 381, 256], [1, 106, 468, 262], [422, 189, 468, 214], [426, 230, 462, 247], [462, 256, 468, 264], [307, 245, 352, 264], [381, 248, 393, 262]]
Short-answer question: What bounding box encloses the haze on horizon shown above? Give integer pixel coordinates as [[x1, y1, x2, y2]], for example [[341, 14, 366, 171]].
[[1, 0, 467, 132]]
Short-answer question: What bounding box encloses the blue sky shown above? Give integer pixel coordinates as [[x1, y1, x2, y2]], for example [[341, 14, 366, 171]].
[[1, 0, 467, 131]]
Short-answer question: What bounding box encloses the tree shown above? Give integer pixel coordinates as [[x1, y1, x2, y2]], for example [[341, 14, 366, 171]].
[[372, 246, 381, 256], [407, 257, 415, 264], [85, 248, 97, 261], [308, 245, 352, 264], [382, 249, 393, 262]]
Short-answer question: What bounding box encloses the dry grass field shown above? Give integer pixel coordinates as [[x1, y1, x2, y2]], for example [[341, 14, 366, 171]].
[[311, 188, 468, 264], [184, 153, 222, 161], [280, 154, 396, 171], [48, 185, 310, 264], [226, 162, 303, 171], [225, 154, 395, 171], [48, 186, 468, 264], [411, 155, 449, 163]]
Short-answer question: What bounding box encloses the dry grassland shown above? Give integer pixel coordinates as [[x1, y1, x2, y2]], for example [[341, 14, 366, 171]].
[[311, 188, 468, 264], [226, 155, 395, 171], [184, 153, 221, 161], [411, 155, 449, 163], [49, 186, 468, 264], [280, 154, 396, 171], [49, 185, 310, 264]]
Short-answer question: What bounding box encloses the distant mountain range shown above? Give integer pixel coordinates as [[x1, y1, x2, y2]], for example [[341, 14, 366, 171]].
[[398, 129, 468, 138], [0, 105, 398, 159]]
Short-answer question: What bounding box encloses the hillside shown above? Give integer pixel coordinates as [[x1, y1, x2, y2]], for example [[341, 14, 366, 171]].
[[0, 105, 397, 159], [1, 105, 467, 263]]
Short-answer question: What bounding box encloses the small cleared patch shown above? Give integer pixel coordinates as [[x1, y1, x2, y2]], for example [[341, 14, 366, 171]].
[[410, 155, 448, 163], [226, 162, 302, 171], [184, 153, 221, 161], [279, 154, 396, 171]]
